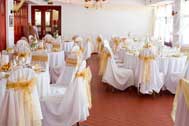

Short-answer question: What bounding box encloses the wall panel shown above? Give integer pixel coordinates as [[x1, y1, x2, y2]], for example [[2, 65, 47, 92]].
[[0, 0, 6, 51]]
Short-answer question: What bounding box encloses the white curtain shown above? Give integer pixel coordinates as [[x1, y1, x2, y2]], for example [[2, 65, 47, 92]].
[[154, 4, 173, 43], [180, 1, 189, 45]]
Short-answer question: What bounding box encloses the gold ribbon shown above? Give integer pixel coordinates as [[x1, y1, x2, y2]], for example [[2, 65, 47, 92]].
[[98, 51, 111, 76], [76, 67, 92, 109], [113, 38, 121, 52], [96, 37, 103, 53], [138, 55, 155, 83], [6, 78, 41, 126], [66, 58, 78, 66], [172, 79, 189, 121], [16, 52, 30, 58], [32, 55, 48, 62]]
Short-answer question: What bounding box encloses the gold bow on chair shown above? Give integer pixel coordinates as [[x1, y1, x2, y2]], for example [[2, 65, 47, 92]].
[[32, 55, 48, 62], [66, 58, 79, 66], [16, 52, 30, 58], [113, 38, 121, 52], [139, 55, 155, 83], [98, 50, 111, 76], [172, 79, 189, 121], [96, 37, 103, 53], [6, 78, 41, 126], [76, 67, 92, 109]]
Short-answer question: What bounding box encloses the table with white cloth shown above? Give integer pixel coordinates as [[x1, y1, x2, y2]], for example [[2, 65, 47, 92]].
[[63, 41, 74, 52], [157, 56, 187, 75], [123, 52, 187, 77], [48, 50, 65, 68]]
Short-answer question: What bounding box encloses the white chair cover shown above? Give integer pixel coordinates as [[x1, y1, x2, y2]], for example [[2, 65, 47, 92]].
[[16, 39, 29, 46], [43, 34, 55, 43], [0, 68, 42, 126], [135, 46, 164, 94], [102, 41, 134, 90], [41, 61, 89, 126], [83, 38, 93, 60]]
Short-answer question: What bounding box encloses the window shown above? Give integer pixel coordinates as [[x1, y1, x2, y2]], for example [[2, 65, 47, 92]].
[[181, 1, 189, 45], [154, 4, 173, 43]]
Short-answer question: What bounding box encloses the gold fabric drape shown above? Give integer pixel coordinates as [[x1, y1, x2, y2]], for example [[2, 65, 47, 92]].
[[32, 55, 48, 62], [66, 58, 78, 66], [96, 37, 103, 53], [16, 52, 30, 58], [6, 78, 41, 126], [98, 51, 111, 76], [172, 79, 189, 121], [76, 67, 92, 109], [138, 55, 155, 83]]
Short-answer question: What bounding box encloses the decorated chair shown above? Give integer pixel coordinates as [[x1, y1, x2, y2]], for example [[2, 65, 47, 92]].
[[15, 39, 30, 49], [43, 34, 55, 43], [101, 40, 134, 90], [96, 35, 104, 54], [172, 79, 189, 126], [55, 45, 84, 87], [41, 61, 92, 126], [135, 44, 164, 94], [0, 68, 42, 126]]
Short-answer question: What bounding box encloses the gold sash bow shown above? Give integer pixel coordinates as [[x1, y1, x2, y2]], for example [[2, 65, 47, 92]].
[[16, 52, 30, 58], [66, 58, 78, 66], [6, 78, 41, 126], [99, 51, 111, 76], [76, 67, 92, 109], [139, 55, 155, 83], [172, 79, 189, 121], [32, 55, 48, 62], [113, 38, 121, 52]]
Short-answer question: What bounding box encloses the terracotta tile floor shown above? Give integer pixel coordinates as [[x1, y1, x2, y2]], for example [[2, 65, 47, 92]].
[[81, 54, 174, 126]]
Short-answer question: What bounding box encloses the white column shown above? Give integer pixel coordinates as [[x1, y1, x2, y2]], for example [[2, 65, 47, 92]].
[[6, 0, 15, 48], [173, 0, 185, 46]]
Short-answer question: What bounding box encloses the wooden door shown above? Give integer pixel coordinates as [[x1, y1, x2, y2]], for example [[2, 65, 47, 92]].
[[14, 3, 28, 43], [31, 6, 61, 39], [0, 0, 6, 51]]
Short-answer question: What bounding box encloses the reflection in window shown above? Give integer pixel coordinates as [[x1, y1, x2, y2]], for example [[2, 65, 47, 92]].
[[45, 11, 51, 26], [35, 11, 41, 26]]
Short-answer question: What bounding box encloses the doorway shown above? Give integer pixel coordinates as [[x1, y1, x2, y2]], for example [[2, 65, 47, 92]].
[[31, 6, 61, 39]]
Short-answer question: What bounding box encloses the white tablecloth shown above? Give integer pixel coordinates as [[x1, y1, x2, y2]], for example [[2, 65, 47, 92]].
[[157, 56, 187, 75], [48, 51, 65, 68], [63, 41, 74, 52], [123, 52, 187, 76]]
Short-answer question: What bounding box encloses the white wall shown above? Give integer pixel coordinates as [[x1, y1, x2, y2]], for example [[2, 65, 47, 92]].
[[6, 0, 14, 48], [63, 1, 154, 40]]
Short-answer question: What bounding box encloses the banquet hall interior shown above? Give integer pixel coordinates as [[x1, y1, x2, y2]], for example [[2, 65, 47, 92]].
[[0, 0, 189, 126]]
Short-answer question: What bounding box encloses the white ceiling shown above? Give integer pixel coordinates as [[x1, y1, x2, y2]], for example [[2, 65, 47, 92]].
[[27, 0, 146, 5]]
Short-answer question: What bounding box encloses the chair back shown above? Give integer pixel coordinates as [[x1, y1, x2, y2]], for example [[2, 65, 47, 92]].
[[31, 52, 49, 71], [0, 68, 42, 126]]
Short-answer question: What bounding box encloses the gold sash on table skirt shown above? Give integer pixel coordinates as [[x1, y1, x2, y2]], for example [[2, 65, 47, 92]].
[[172, 79, 189, 121], [6, 78, 41, 126], [76, 67, 92, 109], [138, 55, 155, 83]]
